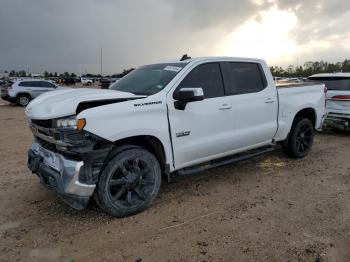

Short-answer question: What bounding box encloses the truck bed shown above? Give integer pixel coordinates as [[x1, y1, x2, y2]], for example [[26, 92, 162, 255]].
[[273, 82, 326, 141], [276, 82, 322, 89]]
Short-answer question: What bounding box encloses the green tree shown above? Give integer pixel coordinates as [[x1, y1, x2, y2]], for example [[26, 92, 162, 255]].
[[117, 68, 135, 78], [18, 70, 26, 77], [9, 70, 16, 77]]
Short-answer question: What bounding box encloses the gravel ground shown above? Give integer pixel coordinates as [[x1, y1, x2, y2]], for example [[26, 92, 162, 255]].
[[0, 100, 349, 262]]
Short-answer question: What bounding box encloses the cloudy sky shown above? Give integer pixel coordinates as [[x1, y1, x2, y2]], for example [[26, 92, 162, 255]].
[[0, 0, 350, 74]]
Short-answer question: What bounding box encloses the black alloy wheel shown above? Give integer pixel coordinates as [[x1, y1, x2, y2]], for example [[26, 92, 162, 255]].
[[97, 146, 161, 217], [295, 121, 313, 154], [108, 158, 155, 207], [283, 118, 314, 158]]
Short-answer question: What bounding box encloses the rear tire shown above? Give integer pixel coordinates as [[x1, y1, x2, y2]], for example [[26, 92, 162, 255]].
[[97, 145, 161, 217], [283, 118, 314, 158], [17, 94, 31, 106]]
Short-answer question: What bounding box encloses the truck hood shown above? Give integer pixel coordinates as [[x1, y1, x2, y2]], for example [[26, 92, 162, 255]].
[[25, 88, 145, 120]]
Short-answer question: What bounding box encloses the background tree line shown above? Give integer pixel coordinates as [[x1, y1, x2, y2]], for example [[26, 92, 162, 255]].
[[4, 59, 350, 79], [4, 68, 135, 79], [270, 59, 350, 77]]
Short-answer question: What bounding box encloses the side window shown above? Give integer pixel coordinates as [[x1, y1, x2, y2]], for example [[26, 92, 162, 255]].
[[178, 63, 224, 99], [41, 81, 55, 88], [225, 62, 266, 95], [19, 81, 31, 87], [30, 81, 43, 87]]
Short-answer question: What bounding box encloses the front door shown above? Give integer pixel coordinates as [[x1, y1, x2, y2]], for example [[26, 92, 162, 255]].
[[167, 62, 235, 169]]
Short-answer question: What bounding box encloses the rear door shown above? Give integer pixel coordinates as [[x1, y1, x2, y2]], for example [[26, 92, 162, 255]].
[[29, 81, 56, 98], [39, 81, 56, 95], [221, 62, 278, 149]]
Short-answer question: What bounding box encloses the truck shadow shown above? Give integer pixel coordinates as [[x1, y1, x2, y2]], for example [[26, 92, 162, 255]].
[[44, 150, 287, 220], [0, 101, 17, 107], [318, 129, 349, 137]]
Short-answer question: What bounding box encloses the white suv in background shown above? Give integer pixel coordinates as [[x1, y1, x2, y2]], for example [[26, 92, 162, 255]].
[[81, 78, 93, 86], [1, 79, 62, 106], [309, 73, 350, 130]]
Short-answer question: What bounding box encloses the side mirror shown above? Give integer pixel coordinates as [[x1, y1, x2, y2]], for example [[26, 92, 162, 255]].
[[173, 87, 204, 110]]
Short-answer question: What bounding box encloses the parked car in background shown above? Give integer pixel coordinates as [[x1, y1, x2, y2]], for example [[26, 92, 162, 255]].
[[0, 80, 13, 100], [309, 73, 350, 130], [81, 78, 93, 86], [0, 80, 12, 87], [277, 78, 304, 84], [26, 57, 325, 217], [1, 79, 62, 106], [99, 78, 119, 89]]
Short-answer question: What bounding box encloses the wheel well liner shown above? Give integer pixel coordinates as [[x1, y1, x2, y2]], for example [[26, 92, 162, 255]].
[[112, 136, 167, 172], [294, 108, 316, 128], [16, 93, 32, 99]]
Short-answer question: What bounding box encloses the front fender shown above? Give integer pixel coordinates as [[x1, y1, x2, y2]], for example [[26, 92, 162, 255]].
[[78, 96, 174, 169]]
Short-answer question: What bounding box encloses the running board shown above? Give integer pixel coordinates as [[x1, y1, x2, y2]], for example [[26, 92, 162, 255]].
[[176, 146, 274, 176]]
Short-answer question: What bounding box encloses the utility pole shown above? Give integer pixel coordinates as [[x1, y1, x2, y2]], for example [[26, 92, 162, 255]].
[[100, 45, 103, 76]]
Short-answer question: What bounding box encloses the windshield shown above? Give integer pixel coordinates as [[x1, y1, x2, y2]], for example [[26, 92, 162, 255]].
[[110, 63, 187, 95], [308, 77, 350, 91]]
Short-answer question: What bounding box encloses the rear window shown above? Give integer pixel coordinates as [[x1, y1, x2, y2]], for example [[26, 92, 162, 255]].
[[308, 77, 350, 91]]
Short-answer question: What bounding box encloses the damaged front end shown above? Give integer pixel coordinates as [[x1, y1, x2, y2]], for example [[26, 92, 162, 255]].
[[27, 116, 113, 209]]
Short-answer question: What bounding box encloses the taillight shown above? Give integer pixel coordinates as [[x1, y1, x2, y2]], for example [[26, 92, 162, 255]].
[[332, 95, 350, 101]]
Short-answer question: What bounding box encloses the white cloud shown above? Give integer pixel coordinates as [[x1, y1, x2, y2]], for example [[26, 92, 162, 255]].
[[0, 0, 350, 73], [216, 6, 298, 64]]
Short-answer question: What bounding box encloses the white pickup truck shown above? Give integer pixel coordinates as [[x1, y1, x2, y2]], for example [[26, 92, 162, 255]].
[[25, 57, 326, 217]]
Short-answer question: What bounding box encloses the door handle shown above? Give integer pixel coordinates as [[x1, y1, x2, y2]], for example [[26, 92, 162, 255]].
[[219, 104, 232, 110], [265, 98, 275, 104]]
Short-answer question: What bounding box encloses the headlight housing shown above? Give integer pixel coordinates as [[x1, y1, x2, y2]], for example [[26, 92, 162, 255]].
[[56, 117, 86, 130]]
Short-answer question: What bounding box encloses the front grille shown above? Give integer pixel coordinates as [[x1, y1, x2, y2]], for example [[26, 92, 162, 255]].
[[32, 119, 53, 128]]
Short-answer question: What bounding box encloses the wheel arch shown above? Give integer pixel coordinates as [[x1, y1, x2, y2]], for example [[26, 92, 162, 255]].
[[293, 107, 317, 128], [277, 107, 317, 145], [111, 135, 168, 174], [16, 92, 32, 99]]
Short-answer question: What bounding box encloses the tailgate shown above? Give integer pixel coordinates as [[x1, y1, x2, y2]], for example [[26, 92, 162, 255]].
[[327, 90, 350, 114]]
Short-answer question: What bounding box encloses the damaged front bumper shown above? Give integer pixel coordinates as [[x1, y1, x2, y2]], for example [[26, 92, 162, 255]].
[[27, 142, 96, 210]]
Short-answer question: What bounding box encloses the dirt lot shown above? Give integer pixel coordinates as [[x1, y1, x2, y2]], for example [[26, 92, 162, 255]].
[[0, 100, 349, 262]]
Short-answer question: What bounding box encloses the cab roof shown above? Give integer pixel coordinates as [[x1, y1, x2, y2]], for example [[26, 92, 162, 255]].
[[160, 56, 265, 64]]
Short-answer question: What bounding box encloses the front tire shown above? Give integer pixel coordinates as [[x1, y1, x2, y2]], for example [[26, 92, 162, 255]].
[[97, 146, 161, 217], [283, 118, 314, 158], [17, 94, 31, 106]]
